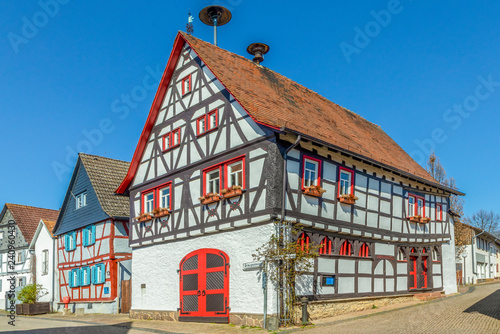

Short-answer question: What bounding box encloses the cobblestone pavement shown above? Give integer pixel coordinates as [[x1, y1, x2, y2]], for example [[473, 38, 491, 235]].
[[294, 283, 500, 334]]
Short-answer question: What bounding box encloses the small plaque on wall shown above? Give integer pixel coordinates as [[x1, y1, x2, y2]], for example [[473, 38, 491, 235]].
[[322, 275, 335, 287]]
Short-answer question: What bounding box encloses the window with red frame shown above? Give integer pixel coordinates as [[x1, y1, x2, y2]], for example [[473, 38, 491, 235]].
[[141, 182, 172, 213], [204, 156, 246, 195], [319, 237, 332, 255], [338, 167, 354, 197], [181, 75, 191, 95], [297, 232, 310, 253], [408, 194, 425, 217], [197, 109, 218, 136], [339, 240, 352, 256], [359, 243, 370, 257], [162, 128, 181, 151], [436, 204, 442, 221], [302, 156, 321, 188]]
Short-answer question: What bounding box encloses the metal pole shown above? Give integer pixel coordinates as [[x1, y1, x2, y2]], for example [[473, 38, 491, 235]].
[[213, 17, 218, 46], [263, 264, 267, 329]]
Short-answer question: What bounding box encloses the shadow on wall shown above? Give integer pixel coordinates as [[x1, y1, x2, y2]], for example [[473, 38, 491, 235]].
[[15, 322, 135, 333], [463, 289, 500, 320]]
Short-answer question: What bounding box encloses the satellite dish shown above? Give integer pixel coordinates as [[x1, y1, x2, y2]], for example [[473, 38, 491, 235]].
[[199, 6, 232, 46]]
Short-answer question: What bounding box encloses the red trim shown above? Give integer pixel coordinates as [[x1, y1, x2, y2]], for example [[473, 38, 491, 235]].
[[141, 182, 173, 214], [141, 189, 155, 214], [422, 257, 428, 288], [436, 204, 442, 221], [319, 237, 332, 255], [410, 256, 417, 289], [203, 164, 223, 195], [162, 128, 181, 152], [301, 155, 322, 190], [337, 166, 355, 198], [181, 74, 192, 96], [297, 232, 310, 253], [359, 243, 370, 257], [116, 33, 280, 194], [223, 155, 246, 190], [339, 240, 352, 256], [196, 108, 219, 136], [408, 193, 426, 217]]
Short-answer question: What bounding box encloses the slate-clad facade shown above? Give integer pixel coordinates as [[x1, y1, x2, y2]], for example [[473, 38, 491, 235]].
[[53, 153, 131, 314], [117, 32, 463, 327]]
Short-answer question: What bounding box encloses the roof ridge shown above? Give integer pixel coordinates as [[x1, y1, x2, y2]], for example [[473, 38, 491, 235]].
[[79, 152, 130, 164], [6, 203, 58, 211], [181, 32, 384, 132]]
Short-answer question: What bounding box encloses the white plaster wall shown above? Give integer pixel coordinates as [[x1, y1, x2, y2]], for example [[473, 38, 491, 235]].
[[442, 218, 457, 294], [131, 223, 277, 315], [34, 226, 56, 302]]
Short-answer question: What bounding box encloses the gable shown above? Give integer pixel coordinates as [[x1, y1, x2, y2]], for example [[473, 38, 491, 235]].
[[0, 209, 29, 250], [54, 161, 108, 235], [129, 41, 271, 189]]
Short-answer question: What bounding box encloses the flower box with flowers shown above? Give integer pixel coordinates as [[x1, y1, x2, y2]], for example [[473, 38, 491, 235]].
[[408, 215, 421, 223], [152, 207, 170, 218], [221, 185, 243, 199], [303, 185, 326, 198], [420, 217, 431, 224], [199, 193, 221, 205], [339, 194, 358, 205], [136, 213, 153, 222]]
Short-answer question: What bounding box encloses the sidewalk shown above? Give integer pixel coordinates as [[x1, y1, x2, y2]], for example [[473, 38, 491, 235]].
[[2, 285, 484, 334]]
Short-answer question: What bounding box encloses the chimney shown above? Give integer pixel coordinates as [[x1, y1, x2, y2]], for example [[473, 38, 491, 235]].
[[247, 43, 270, 65]]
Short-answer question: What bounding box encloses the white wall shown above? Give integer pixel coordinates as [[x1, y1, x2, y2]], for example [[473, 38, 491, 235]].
[[34, 226, 56, 303], [131, 222, 277, 315]]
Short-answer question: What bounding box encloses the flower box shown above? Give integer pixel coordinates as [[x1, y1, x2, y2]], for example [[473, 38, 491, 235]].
[[303, 186, 326, 198], [137, 214, 152, 222], [16, 302, 51, 315], [408, 215, 421, 223], [420, 217, 431, 224], [222, 188, 243, 199], [152, 208, 170, 218], [339, 194, 358, 205], [199, 193, 221, 205]]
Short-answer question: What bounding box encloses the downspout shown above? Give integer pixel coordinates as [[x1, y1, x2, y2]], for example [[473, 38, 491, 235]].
[[276, 135, 301, 326], [472, 230, 485, 276], [52, 237, 56, 310]]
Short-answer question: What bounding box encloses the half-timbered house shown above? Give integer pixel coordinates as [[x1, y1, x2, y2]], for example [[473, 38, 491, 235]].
[[117, 31, 463, 327], [0, 204, 59, 310], [53, 153, 131, 314]]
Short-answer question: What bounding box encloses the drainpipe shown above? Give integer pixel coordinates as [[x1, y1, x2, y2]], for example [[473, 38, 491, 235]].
[[277, 135, 301, 326], [52, 237, 56, 311], [472, 231, 485, 277]]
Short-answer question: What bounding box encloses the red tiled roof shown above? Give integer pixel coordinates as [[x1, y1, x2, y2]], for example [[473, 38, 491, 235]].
[[42, 219, 56, 238], [118, 32, 459, 193], [181, 32, 435, 183], [5, 204, 59, 243]]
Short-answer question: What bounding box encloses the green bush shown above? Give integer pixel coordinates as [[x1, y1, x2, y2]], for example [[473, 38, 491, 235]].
[[17, 284, 46, 304]]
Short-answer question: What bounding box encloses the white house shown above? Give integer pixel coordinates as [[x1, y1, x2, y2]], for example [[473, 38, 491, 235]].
[[456, 223, 499, 285], [29, 219, 58, 306]]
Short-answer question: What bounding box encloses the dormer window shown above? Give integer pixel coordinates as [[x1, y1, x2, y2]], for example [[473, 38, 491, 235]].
[[181, 75, 191, 95], [196, 109, 218, 136], [76, 192, 87, 209]]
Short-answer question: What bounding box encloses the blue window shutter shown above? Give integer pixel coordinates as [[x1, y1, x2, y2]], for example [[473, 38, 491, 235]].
[[92, 265, 97, 284], [72, 232, 76, 250], [82, 229, 87, 247], [91, 225, 96, 245], [65, 235, 69, 251], [100, 263, 105, 283], [69, 270, 73, 287]]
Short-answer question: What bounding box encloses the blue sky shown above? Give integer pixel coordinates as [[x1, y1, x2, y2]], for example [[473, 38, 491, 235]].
[[1, 0, 499, 218]]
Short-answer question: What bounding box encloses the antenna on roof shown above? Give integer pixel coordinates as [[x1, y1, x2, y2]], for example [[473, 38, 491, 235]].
[[199, 5, 232, 46], [247, 43, 269, 65], [186, 10, 194, 35]]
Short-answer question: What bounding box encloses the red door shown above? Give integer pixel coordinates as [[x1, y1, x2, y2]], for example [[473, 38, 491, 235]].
[[179, 249, 229, 323], [421, 256, 428, 289], [409, 256, 417, 289]]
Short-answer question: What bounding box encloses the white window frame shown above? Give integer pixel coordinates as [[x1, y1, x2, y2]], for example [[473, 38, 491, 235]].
[[0, 231, 3, 240], [228, 161, 243, 187], [16, 251, 23, 263], [207, 169, 220, 194], [417, 198, 424, 216], [76, 192, 87, 209], [339, 170, 352, 195], [303, 159, 319, 188], [72, 269, 79, 287], [159, 186, 171, 209], [144, 192, 154, 213], [42, 249, 49, 275], [408, 196, 415, 216]]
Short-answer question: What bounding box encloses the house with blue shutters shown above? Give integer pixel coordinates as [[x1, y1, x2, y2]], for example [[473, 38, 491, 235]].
[[52, 153, 132, 314]]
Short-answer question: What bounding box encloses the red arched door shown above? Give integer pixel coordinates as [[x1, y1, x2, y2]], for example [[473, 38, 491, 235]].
[[179, 248, 229, 323]]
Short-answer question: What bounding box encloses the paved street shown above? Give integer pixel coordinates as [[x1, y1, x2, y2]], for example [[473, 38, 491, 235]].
[[297, 283, 500, 334], [1, 283, 499, 333]]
